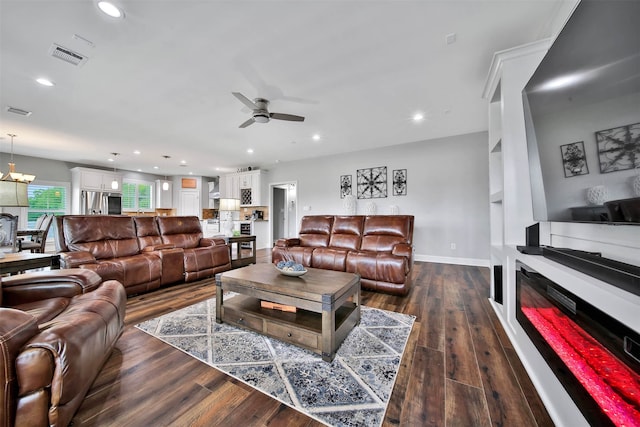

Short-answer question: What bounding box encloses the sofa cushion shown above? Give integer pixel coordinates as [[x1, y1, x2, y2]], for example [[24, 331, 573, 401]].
[[346, 251, 408, 284], [183, 246, 231, 282], [13, 298, 71, 325], [311, 247, 350, 271], [328, 216, 364, 251], [133, 216, 164, 249], [298, 216, 334, 248], [156, 216, 203, 249], [77, 254, 162, 293], [62, 216, 140, 259], [360, 215, 413, 252], [271, 246, 314, 267]]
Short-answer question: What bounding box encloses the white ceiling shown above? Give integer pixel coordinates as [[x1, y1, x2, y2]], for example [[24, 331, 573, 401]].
[[0, 0, 575, 177]]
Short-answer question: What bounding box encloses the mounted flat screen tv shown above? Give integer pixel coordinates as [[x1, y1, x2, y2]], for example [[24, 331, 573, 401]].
[[523, 0, 640, 224]]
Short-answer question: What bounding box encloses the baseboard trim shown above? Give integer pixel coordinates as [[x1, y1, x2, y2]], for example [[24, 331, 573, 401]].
[[414, 254, 490, 267]]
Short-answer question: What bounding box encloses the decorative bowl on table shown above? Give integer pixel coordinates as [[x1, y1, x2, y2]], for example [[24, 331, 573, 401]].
[[275, 261, 307, 277]]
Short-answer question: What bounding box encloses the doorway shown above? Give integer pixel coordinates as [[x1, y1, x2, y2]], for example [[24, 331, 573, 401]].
[[269, 181, 297, 247]]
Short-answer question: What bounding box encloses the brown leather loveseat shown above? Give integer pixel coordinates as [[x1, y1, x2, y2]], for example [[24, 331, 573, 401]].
[[54, 215, 231, 296], [272, 215, 414, 295], [0, 269, 126, 427]]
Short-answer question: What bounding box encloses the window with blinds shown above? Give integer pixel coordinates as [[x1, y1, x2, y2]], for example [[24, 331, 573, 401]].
[[122, 180, 154, 212], [27, 183, 69, 228]]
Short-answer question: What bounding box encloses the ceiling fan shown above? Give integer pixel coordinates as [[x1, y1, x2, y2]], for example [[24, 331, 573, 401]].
[[232, 92, 305, 128]]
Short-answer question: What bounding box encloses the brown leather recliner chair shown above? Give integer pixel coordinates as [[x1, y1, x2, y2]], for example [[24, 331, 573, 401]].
[[0, 269, 126, 427]]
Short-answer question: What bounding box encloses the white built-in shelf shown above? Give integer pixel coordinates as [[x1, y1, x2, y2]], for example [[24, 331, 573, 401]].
[[490, 191, 503, 203]]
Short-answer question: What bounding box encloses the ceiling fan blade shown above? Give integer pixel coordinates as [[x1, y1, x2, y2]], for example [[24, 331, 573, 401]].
[[270, 112, 305, 122], [239, 117, 256, 128], [232, 92, 258, 110]]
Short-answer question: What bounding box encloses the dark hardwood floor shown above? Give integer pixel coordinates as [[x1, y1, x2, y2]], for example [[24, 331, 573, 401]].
[[72, 250, 554, 426]]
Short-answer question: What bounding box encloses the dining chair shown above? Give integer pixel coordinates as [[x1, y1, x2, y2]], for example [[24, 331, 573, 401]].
[[0, 213, 19, 255], [18, 214, 54, 253]]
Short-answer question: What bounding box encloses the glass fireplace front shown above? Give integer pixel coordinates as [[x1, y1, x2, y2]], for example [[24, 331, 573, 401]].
[[516, 262, 640, 426]]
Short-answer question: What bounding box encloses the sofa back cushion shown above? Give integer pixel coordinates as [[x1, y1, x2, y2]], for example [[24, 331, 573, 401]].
[[156, 216, 203, 249], [329, 216, 365, 250], [133, 216, 163, 249], [298, 216, 334, 248], [60, 216, 140, 259], [361, 215, 414, 252]]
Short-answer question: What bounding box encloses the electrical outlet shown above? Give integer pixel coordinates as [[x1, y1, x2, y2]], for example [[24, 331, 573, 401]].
[[450, 243, 456, 250]]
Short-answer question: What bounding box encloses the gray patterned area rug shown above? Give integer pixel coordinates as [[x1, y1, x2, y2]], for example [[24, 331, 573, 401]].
[[136, 295, 415, 427]]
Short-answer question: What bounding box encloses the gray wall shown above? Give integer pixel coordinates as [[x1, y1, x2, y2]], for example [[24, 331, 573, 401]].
[[266, 131, 490, 264], [5, 130, 491, 264]]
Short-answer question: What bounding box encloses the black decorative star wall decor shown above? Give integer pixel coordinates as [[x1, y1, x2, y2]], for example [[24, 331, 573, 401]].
[[357, 167, 387, 199]]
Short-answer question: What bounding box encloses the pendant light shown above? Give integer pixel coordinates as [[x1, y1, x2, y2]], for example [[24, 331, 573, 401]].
[[2, 134, 36, 183], [0, 134, 29, 206], [162, 155, 170, 190], [111, 152, 119, 190]]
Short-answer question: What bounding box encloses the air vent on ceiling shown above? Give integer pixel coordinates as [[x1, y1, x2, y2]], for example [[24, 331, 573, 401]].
[[6, 106, 32, 116], [48, 43, 88, 67]]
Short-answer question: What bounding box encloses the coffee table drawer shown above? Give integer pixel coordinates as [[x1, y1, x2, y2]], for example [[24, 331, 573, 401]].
[[223, 306, 263, 332], [266, 322, 319, 350]]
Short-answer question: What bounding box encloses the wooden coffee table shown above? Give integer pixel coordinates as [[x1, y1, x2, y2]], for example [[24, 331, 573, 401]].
[[215, 264, 361, 362], [0, 252, 60, 275]]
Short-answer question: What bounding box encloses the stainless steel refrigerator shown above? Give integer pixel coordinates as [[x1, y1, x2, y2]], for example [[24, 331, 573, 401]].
[[81, 191, 122, 215]]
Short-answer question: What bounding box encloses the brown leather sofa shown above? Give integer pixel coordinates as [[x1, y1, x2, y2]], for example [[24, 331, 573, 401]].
[[272, 215, 414, 295], [0, 269, 126, 427], [54, 215, 231, 296]]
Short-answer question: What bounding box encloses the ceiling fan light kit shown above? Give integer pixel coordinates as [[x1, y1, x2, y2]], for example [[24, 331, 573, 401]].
[[232, 92, 305, 128]]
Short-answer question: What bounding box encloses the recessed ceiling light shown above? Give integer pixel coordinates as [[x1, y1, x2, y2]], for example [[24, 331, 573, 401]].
[[108, 157, 114, 162], [180, 160, 187, 164], [133, 150, 141, 155], [137, 169, 142, 172], [97, 1, 124, 18], [36, 78, 54, 87], [312, 134, 321, 141], [247, 148, 254, 154], [153, 166, 159, 169], [412, 112, 425, 122]]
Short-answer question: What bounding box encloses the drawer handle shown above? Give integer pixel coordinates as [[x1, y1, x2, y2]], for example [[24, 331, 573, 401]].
[[287, 332, 292, 337]]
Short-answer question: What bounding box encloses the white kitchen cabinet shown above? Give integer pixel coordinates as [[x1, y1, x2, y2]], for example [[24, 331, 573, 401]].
[[155, 180, 173, 208], [220, 174, 239, 199], [71, 167, 122, 193], [238, 172, 252, 189], [221, 170, 262, 206]]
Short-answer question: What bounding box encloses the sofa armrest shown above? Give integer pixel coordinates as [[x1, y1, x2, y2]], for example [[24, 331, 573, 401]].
[[198, 237, 227, 247], [275, 238, 301, 247], [142, 243, 176, 252], [0, 308, 39, 427], [0, 308, 38, 358], [58, 251, 97, 269], [392, 243, 413, 259], [2, 270, 104, 306]]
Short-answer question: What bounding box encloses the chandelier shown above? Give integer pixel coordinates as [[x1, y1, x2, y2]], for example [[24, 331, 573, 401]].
[[2, 134, 35, 183], [0, 134, 32, 206]]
